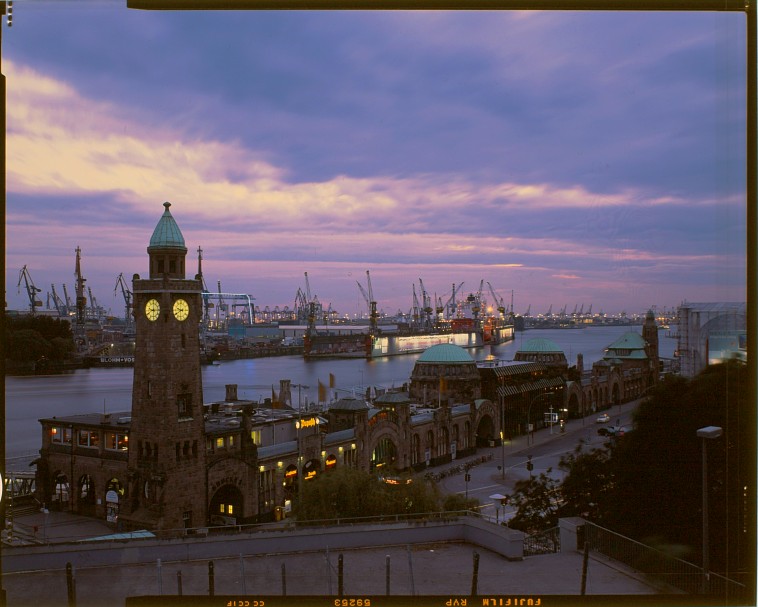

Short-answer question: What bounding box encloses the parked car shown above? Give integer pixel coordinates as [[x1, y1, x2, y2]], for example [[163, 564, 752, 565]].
[[596, 413, 610, 423], [598, 425, 628, 438]]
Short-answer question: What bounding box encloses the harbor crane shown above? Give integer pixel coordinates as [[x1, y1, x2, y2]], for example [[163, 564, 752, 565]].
[[355, 270, 378, 333], [418, 278, 434, 329], [486, 282, 507, 318], [74, 246, 87, 325], [114, 273, 133, 326], [17, 265, 43, 313], [411, 283, 421, 329], [444, 282, 464, 319], [62, 283, 73, 314], [471, 280, 484, 324], [197, 246, 213, 324], [50, 284, 67, 317]]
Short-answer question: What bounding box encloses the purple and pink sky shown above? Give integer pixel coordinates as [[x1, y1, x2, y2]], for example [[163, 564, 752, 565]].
[[4, 5, 748, 318]]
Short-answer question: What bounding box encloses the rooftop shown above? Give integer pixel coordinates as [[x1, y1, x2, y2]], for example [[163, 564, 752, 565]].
[[417, 343, 475, 364], [148, 201, 187, 250]]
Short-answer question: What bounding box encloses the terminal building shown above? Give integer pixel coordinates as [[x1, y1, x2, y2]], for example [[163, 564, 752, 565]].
[[33, 202, 663, 531]]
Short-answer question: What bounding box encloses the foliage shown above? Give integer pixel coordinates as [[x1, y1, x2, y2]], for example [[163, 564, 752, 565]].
[[606, 361, 751, 575], [555, 440, 616, 525], [507, 469, 561, 534], [442, 493, 480, 512], [509, 361, 752, 578], [295, 466, 441, 521], [5, 316, 75, 363]]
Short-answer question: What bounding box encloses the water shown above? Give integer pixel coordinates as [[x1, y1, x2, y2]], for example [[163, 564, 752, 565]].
[[4, 325, 675, 460]]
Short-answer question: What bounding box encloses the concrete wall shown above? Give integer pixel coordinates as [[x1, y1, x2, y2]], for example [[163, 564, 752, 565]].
[[3, 516, 526, 574]]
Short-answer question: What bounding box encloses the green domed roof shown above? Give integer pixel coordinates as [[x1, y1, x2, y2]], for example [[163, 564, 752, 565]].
[[519, 338, 563, 353], [417, 343, 475, 363], [149, 202, 186, 250]]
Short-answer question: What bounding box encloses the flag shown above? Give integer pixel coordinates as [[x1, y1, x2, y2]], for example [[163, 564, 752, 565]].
[[318, 380, 327, 403]]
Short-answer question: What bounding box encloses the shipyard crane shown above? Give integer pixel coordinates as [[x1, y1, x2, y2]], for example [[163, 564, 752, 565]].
[[114, 273, 133, 326], [418, 278, 434, 329], [411, 283, 421, 329], [50, 284, 67, 317], [62, 283, 73, 314], [486, 282, 506, 318], [544, 304, 553, 318], [87, 287, 99, 319], [17, 265, 43, 313], [74, 246, 87, 325], [523, 304, 531, 317], [355, 270, 378, 333], [471, 279, 484, 323], [443, 282, 464, 319], [197, 246, 213, 324], [435, 294, 444, 318]]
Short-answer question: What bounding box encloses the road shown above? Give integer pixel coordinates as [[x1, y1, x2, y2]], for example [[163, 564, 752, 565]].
[[436, 402, 638, 523]]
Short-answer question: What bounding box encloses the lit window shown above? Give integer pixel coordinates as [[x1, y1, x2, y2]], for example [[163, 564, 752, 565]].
[[220, 504, 225, 513], [228, 505, 234, 515], [105, 432, 129, 451], [78, 430, 99, 448], [216, 437, 225, 449]]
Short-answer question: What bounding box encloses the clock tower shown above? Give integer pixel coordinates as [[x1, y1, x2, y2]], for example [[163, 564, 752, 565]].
[[122, 202, 207, 531]]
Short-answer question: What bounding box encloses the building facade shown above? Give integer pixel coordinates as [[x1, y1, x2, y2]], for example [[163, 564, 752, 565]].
[[33, 204, 664, 531]]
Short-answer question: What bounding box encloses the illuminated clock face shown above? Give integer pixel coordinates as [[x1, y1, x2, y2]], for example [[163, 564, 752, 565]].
[[173, 298, 189, 321], [145, 298, 160, 321]]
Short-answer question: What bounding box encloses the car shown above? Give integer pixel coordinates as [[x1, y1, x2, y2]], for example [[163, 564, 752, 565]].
[[596, 413, 610, 423], [598, 425, 628, 438]]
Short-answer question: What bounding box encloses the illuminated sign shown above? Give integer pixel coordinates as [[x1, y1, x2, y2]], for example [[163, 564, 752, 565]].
[[284, 468, 298, 478], [296, 417, 319, 429], [305, 470, 317, 480]]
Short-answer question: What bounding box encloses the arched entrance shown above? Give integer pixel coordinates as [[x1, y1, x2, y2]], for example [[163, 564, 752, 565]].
[[78, 474, 95, 516], [105, 478, 124, 524], [476, 415, 495, 447], [51, 472, 69, 511], [209, 484, 244, 525], [372, 436, 398, 472], [303, 459, 321, 481]]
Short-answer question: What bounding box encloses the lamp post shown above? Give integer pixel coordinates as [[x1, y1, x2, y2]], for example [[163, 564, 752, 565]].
[[526, 393, 553, 447], [499, 392, 506, 480], [696, 425, 722, 594]]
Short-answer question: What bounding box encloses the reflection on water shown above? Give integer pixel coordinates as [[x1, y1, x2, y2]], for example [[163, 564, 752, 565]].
[[5, 325, 675, 459]]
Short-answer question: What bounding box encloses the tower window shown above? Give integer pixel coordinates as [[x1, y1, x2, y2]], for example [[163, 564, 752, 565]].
[[169, 259, 176, 274], [177, 393, 193, 419], [157, 259, 165, 273]]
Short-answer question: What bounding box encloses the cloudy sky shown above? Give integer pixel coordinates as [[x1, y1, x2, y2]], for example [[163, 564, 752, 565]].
[[3, 3, 748, 320]]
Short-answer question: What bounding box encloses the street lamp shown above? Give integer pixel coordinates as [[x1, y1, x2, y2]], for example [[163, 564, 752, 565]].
[[489, 493, 508, 525], [696, 425, 722, 594], [526, 392, 554, 447]]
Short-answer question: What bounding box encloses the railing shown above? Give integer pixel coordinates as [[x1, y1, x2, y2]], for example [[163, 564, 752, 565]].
[[583, 522, 747, 599], [523, 526, 560, 556]]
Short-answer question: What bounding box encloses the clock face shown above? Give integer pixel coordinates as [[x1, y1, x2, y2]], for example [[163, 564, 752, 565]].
[[173, 298, 190, 321], [145, 298, 160, 321]]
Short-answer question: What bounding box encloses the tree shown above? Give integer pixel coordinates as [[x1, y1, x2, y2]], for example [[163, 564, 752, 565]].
[[606, 361, 752, 578], [507, 470, 561, 534], [295, 467, 441, 522], [7, 329, 51, 363], [555, 440, 616, 525]]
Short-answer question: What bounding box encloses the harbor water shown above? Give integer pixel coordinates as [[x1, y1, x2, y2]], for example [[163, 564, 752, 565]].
[[4, 325, 676, 461]]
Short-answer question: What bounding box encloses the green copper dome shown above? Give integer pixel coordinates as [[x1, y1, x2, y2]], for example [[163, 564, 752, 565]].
[[518, 338, 563, 353], [417, 343, 475, 363], [149, 202, 186, 250]]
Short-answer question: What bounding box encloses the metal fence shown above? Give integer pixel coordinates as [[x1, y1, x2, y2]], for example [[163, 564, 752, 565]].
[[583, 521, 747, 600], [523, 525, 560, 556]]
